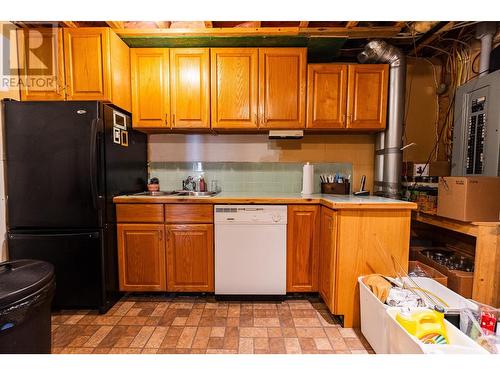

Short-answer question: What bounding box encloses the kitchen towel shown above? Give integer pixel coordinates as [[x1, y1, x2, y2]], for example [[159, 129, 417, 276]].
[[301, 162, 314, 195]]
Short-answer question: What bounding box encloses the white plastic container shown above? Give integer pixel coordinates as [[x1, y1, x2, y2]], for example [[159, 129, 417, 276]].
[[358, 276, 478, 354], [385, 308, 488, 354]]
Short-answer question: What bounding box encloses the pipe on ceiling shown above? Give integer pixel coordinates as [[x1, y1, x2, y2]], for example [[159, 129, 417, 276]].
[[358, 40, 406, 198]]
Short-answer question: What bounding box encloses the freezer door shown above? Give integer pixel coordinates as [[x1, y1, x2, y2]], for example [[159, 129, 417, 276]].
[[4, 101, 103, 229], [7, 230, 105, 309]]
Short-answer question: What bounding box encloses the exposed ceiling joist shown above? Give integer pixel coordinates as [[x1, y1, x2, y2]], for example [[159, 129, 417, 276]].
[[412, 21, 455, 55], [345, 21, 359, 28], [106, 21, 124, 29], [299, 21, 309, 28], [115, 26, 402, 39], [61, 21, 78, 28]]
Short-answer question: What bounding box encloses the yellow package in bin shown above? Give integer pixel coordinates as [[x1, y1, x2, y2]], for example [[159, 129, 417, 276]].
[[396, 308, 449, 344]]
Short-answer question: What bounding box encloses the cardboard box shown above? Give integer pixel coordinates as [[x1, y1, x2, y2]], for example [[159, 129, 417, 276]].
[[437, 177, 500, 222]]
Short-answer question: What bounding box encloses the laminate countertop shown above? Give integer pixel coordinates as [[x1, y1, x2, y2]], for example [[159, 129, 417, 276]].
[[113, 192, 417, 210]]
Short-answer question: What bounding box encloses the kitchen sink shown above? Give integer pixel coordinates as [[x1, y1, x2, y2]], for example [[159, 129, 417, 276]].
[[132, 191, 219, 197]]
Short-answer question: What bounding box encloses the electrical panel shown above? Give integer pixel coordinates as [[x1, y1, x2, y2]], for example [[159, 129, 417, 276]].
[[452, 70, 500, 176]]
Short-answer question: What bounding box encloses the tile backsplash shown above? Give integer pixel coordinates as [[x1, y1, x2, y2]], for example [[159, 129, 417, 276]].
[[149, 162, 352, 194]]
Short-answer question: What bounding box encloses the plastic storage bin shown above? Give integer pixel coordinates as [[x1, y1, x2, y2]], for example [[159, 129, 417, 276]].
[[359, 275, 477, 354], [385, 308, 488, 354]]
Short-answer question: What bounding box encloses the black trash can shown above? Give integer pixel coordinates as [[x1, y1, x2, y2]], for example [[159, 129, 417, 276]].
[[0, 259, 55, 354]]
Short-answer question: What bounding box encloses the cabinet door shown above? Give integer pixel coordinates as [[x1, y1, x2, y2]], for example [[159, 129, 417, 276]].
[[287, 205, 320, 292], [259, 48, 307, 129], [117, 224, 166, 291], [17, 28, 65, 101], [166, 224, 214, 292], [306, 64, 348, 129], [346, 64, 388, 130], [131, 48, 170, 128], [170, 48, 210, 128], [63, 27, 110, 101], [211, 48, 258, 129], [319, 207, 337, 312]]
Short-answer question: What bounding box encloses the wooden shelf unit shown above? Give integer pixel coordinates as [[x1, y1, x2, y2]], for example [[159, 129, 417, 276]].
[[411, 211, 500, 308]]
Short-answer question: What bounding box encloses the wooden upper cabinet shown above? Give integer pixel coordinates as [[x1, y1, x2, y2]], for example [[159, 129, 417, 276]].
[[117, 224, 166, 292], [211, 48, 258, 129], [63, 27, 131, 112], [17, 28, 65, 101], [170, 48, 210, 128], [306, 64, 348, 129], [346, 64, 388, 130], [287, 205, 320, 292], [259, 48, 307, 129], [131, 48, 170, 128], [318, 207, 337, 312], [166, 224, 214, 292]]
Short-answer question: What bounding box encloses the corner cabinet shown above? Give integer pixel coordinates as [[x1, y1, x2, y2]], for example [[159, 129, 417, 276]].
[[117, 224, 166, 291], [63, 27, 131, 112], [170, 48, 211, 129], [286, 205, 320, 292], [259, 48, 307, 129], [16, 28, 66, 101], [131, 48, 170, 128], [211, 48, 259, 129]]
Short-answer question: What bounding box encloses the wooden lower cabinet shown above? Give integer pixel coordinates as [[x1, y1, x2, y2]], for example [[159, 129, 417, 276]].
[[166, 224, 214, 292], [117, 224, 166, 292], [287, 205, 320, 292], [318, 207, 337, 312]]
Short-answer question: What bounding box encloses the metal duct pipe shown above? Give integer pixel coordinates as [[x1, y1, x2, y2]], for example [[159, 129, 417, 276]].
[[358, 40, 406, 198], [476, 22, 497, 77]]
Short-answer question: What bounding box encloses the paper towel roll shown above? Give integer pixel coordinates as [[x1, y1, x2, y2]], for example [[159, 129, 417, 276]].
[[301, 162, 314, 195]]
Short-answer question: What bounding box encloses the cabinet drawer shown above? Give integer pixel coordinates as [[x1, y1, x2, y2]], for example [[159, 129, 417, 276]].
[[116, 204, 164, 223], [165, 204, 213, 223]]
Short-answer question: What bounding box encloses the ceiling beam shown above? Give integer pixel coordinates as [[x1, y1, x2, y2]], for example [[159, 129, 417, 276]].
[[299, 21, 309, 28], [61, 21, 78, 28], [412, 21, 455, 55], [115, 26, 402, 39], [204, 21, 213, 28], [345, 21, 359, 28], [155, 22, 171, 29], [106, 21, 124, 29]]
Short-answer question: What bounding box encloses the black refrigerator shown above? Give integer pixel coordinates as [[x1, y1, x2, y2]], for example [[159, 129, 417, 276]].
[[3, 100, 147, 313]]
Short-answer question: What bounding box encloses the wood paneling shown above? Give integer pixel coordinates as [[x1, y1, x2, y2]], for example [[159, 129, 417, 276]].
[[211, 48, 258, 129], [17, 28, 66, 100], [117, 224, 166, 291], [319, 207, 337, 312], [116, 204, 164, 223], [164, 204, 213, 223], [286, 205, 320, 292], [166, 224, 214, 291], [472, 225, 500, 307], [335, 209, 411, 327], [63, 27, 110, 101], [259, 48, 306, 128], [131, 48, 170, 128], [347, 64, 388, 129], [306, 64, 347, 129], [109, 30, 131, 112], [170, 48, 210, 128]]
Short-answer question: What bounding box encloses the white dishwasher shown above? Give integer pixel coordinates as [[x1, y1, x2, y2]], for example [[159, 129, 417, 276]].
[[214, 205, 287, 295]]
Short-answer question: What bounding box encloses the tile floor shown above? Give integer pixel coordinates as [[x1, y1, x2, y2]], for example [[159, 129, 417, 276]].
[[51, 295, 374, 354]]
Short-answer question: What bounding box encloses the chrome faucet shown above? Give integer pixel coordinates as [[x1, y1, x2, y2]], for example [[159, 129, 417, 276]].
[[182, 176, 196, 191]]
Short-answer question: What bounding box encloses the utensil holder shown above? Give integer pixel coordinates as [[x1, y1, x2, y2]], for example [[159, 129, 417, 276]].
[[321, 182, 350, 195]]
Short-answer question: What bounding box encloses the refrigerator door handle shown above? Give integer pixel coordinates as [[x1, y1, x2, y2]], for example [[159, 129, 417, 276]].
[[90, 118, 98, 208], [8, 232, 100, 240]]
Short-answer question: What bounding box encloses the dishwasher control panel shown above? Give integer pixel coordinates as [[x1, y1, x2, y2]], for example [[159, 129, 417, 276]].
[[214, 205, 287, 224]]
